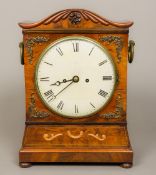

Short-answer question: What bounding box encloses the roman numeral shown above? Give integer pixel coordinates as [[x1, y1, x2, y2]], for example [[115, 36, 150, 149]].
[[98, 60, 107, 66], [57, 101, 64, 110], [56, 47, 63, 56], [44, 90, 55, 102], [98, 89, 108, 98], [103, 76, 112, 80], [44, 61, 53, 66], [75, 105, 79, 113], [90, 102, 95, 109], [40, 77, 49, 81], [73, 43, 79, 52], [89, 47, 94, 56]]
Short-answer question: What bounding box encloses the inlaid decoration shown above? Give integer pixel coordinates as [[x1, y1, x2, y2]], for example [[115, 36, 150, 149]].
[[43, 133, 63, 141], [67, 130, 84, 139], [88, 133, 106, 141], [43, 130, 106, 142]]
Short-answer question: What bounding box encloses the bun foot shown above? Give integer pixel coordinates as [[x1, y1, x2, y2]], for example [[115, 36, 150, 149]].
[[19, 162, 32, 168], [120, 163, 133, 168]]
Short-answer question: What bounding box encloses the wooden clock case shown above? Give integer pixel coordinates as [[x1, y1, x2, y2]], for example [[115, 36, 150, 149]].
[[18, 9, 134, 168]]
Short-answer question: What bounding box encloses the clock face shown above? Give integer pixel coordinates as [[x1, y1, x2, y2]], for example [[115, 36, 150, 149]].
[[35, 36, 116, 118]]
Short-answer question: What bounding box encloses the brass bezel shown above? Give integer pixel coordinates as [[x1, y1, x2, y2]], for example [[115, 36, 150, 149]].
[[35, 36, 117, 119]]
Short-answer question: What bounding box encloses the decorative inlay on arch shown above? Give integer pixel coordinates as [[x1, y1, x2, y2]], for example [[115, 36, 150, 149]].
[[19, 9, 133, 29]]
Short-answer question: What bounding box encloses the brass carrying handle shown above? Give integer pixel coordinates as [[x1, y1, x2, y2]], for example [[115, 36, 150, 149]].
[[128, 40, 135, 63], [19, 42, 24, 65]]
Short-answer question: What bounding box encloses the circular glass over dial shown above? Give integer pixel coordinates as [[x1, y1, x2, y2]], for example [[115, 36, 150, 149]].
[[36, 36, 116, 118]]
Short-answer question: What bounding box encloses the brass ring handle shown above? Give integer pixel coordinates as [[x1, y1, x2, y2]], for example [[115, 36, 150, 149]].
[[19, 42, 24, 65], [128, 40, 135, 63]]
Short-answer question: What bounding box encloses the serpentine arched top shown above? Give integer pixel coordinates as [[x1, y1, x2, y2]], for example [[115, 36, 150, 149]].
[[19, 9, 133, 29]]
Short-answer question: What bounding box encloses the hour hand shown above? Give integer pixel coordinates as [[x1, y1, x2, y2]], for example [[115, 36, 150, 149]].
[[50, 78, 73, 86], [51, 81, 61, 86]]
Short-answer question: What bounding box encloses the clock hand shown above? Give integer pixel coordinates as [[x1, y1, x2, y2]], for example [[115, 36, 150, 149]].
[[50, 78, 73, 86], [54, 76, 79, 98], [55, 81, 74, 98]]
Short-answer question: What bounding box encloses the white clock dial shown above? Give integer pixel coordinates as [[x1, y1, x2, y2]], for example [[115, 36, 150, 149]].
[[36, 36, 116, 118]]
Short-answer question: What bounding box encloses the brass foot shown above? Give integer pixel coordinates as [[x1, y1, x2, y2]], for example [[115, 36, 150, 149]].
[[19, 162, 32, 168], [120, 163, 133, 168]]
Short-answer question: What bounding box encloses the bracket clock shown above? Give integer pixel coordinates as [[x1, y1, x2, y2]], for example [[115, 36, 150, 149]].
[[18, 9, 135, 168]]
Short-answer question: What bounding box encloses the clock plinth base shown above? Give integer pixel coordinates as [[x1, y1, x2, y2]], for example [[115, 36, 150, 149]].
[[19, 125, 133, 167], [19, 147, 133, 167]]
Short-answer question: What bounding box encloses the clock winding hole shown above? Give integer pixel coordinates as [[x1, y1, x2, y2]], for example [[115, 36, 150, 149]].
[[85, 79, 89, 83]]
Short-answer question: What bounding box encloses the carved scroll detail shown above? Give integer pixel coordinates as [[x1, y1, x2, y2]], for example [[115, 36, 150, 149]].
[[25, 36, 49, 64], [19, 9, 133, 29], [28, 93, 50, 118], [88, 134, 106, 141], [100, 36, 124, 63], [43, 133, 63, 141], [67, 130, 84, 139]]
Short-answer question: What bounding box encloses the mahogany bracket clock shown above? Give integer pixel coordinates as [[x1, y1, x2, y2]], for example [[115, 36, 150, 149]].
[[18, 9, 135, 168]]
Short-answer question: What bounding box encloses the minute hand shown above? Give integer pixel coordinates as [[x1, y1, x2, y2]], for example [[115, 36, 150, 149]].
[[54, 81, 74, 98]]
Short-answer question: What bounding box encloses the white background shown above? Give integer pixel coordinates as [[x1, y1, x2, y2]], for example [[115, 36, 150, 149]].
[[0, 0, 156, 174]]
